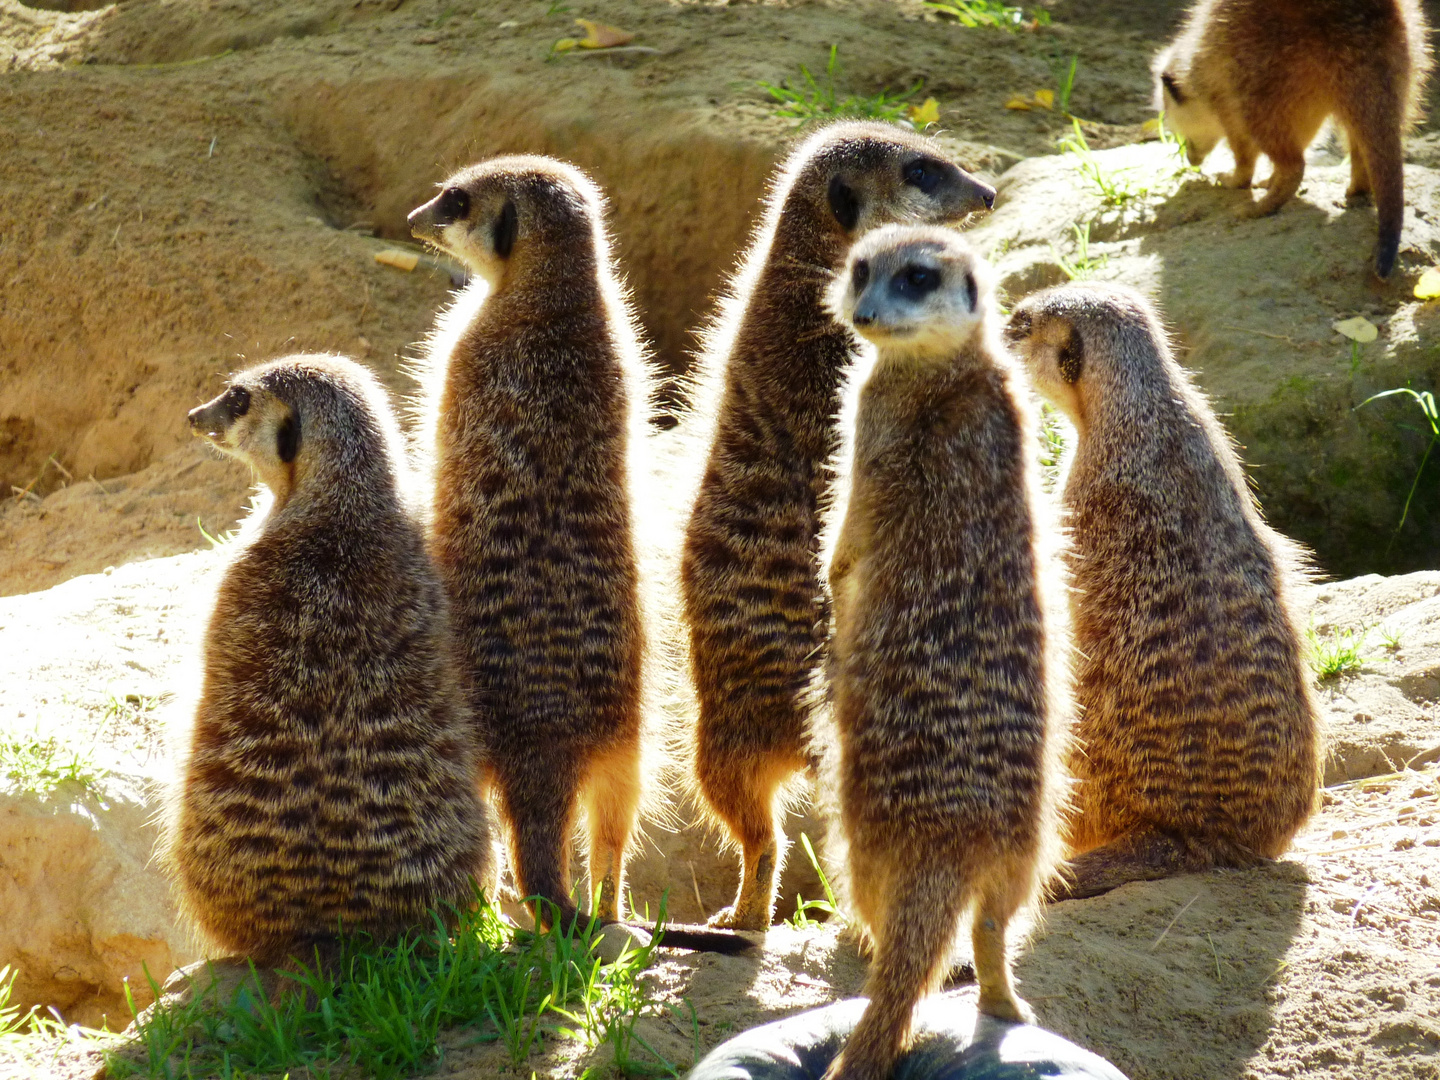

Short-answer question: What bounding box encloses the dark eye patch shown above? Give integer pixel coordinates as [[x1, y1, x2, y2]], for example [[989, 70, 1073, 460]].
[[1161, 72, 1186, 106], [963, 273, 978, 313], [493, 199, 518, 259], [893, 264, 940, 300], [902, 156, 944, 195], [828, 175, 860, 231], [435, 187, 470, 224], [276, 413, 301, 464], [1058, 330, 1084, 384], [852, 259, 870, 292]]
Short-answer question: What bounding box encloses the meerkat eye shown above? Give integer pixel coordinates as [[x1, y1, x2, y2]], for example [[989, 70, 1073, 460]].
[[852, 259, 870, 291], [895, 265, 940, 300], [902, 157, 943, 195], [226, 385, 251, 418], [435, 187, 470, 223]]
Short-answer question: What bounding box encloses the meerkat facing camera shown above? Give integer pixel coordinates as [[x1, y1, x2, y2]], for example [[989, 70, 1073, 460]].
[[1155, 0, 1432, 277], [816, 226, 1068, 1080], [171, 355, 493, 965], [1006, 283, 1321, 901]]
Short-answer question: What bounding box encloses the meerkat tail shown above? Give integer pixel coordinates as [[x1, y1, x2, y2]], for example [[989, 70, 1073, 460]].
[[1047, 828, 1265, 902], [1357, 116, 1406, 278], [824, 859, 973, 1080]]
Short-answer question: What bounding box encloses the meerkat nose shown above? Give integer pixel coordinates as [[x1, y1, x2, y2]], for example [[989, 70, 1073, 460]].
[[981, 187, 996, 210], [853, 308, 877, 328]]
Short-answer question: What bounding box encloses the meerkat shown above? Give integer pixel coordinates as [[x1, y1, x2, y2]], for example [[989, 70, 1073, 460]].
[[815, 226, 1068, 1080], [675, 121, 997, 931], [1155, 0, 1432, 278], [409, 156, 749, 956], [1006, 283, 1322, 902], [171, 354, 493, 965]]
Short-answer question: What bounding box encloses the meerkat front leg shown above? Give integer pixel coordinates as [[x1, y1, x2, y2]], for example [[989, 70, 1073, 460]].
[[1220, 131, 1258, 189], [1252, 150, 1306, 216]]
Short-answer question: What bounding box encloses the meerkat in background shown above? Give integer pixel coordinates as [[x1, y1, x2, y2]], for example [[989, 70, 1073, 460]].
[[408, 155, 658, 932], [1155, 0, 1432, 278], [676, 122, 997, 931], [1007, 283, 1321, 902], [816, 226, 1067, 1080], [172, 355, 493, 965]]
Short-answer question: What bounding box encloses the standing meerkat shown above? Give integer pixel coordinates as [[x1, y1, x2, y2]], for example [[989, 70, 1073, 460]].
[[172, 354, 493, 965], [1007, 283, 1322, 901], [677, 122, 996, 930], [1155, 0, 1432, 278], [817, 226, 1068, 1080], [408, 156, 658, 932]]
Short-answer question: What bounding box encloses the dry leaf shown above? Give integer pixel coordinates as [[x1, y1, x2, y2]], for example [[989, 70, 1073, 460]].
[[1033, 88, 1055, 109], [1415, 266, 1440, 300], [908, 98, 940, 126], [574, 18, 634, 48], [1333, 316, 1378, 343], [551, 37, 579, 52], [1004, 96, 1033, 111], [375, 249, 419, 272]]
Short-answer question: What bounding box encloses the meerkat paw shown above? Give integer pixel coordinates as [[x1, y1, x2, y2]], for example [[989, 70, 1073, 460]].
[[1343, 187, 1373, 206], [977, 990, 1036, 1026], [707, 904, 767, 931], [1219, 171, 1252, 189]]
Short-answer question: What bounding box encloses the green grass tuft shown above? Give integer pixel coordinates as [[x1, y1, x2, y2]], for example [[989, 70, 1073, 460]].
[[1060, 119, 1149, 206], [1307, 626, 1371, 681], [788, 834, 840, 930], [759, 45, 920, 125], [923, 0, 1050, 29], [103, 889, 691, 1079], [0, 732, 108, 796], [1355, 387, 1439, 544], [1053, 221, 1108, 282]]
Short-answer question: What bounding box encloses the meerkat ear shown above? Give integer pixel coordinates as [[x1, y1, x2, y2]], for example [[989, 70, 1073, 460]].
[[1058, 328, 1085, 384], [963, 272, 978, 313], [276, 413, 301, 464], [1161, 72, 1186, 106], [493, 199, 518, 259], [828, 175, 860, 231]]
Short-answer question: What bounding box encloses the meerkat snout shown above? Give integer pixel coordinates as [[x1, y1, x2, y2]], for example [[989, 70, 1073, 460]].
[[830, 223, 987, 354], [187, 385, 250, 440]]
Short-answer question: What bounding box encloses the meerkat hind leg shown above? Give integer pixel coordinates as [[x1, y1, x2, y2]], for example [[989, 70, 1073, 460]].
[[972, 871, 1035, 1025], [582, 742, 642, 923], [701, 751, 801, 930]]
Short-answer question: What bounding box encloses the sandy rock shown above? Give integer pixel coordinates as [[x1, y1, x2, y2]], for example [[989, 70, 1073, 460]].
[[0, 776, 196, 1031], [966, 140, 1440, 577]]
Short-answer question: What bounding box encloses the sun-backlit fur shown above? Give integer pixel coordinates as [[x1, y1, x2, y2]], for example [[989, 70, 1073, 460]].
[[169, 354, 493, 964], [1007, 283, 1322, 901], [1154, 0, 1432, 277], [408, 156, 664, 928], [668, 121, 997, 930], [815, 227, 1069, 1080]]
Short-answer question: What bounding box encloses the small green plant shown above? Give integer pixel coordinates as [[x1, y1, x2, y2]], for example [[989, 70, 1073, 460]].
[[923, 0, 1050, 29], [0, 733, 107, 796], [1307, 626, 1370, 681], [1053, 221, 1108, 281], [1038, 403, 1071, 492], [1060, 118, 1147, 206], [1050, 53, 1078, 114], [1379, 625, 1403, 652], [1348, 339, 1364, 378], [788, 833, 840, 930], [103, 889, 682, 1080], [1356, 387, 1439, 541], [759, 46, 921, 125]]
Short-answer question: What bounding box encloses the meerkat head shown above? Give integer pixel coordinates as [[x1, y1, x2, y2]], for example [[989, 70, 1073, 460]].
[[189, 354, 403, 508], [1006, 282, 1167, 433], [787, 121, 997, 238], [1152, 46, 1222, 166], [408, 155, 601, 286], [827, 224, 993, 358]]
